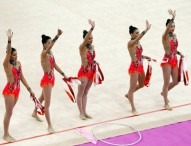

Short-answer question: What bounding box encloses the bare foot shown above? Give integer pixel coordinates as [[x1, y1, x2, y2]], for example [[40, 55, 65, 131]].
[[48, 126, 55, 134], [132, 110, 139, 115], [79, 115, 86, 120], [164, 104, 172, 111], [84, 114, 92, 119], [161, 92, 169, 103], [3, 135, 15, 142], [32, 113, 43, 122]]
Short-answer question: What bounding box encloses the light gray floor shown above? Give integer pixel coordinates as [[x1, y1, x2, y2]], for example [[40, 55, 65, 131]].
[[0, 0, 191, 145]]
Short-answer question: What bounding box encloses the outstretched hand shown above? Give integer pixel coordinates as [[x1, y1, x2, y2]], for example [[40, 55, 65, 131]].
[[57, 29, 63, 36], [6, 29, 13, 40], [88, 19, 95, 28], [168, 9, 176, 19], [146, 20, 151, 31]]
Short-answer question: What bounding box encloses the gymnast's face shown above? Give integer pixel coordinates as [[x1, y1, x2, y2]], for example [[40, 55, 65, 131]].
[[11, 51, 17, 61], [88, 34, 93, 44], [169, 23, 175, 33], [43, 39, 52, 49], [132, 29, 139, 38]]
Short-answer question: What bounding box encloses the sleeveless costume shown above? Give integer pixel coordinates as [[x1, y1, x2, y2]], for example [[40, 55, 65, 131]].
[[3, 65, 22, 99], [128, 45, 144, 74], [40, 55, 55, 87]]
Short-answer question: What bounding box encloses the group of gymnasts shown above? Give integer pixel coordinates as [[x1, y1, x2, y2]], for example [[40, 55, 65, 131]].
[[2, 9, 185, 142]]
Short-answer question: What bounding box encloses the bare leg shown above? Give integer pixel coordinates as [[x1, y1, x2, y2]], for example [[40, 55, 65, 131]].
[[161, 66, 179, 96], [3, 96, 16, 142], [168, 66, 179, 91], [77, 78, 88, 120], [32, 91, 44, 122], [43, 85, 54, 133], [126, 72, 139, 115], [125, 71, 145, 98], [136, 72, 145, 91], [82, 79, 93, 119], [161, 65, 172, 110], [125, 72, 145, 94]]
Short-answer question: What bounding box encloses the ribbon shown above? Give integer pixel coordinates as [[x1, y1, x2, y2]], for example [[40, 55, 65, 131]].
[[63, 77, 81, 103], [178, 57, 184, 82], [31, 95, 45, 115], [182, 56, 189, 86], [178, 56, 189, 85], [76, 128, 97, 144], [144, 58, 168, 87], [144, 61, 152, 87], [94, 64, 104, 85], [145, 58, 168, 64]]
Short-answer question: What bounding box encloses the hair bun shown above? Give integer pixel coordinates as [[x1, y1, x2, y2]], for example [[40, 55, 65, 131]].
[[129, 25, 137, 34], [41, 34, 46, 39], [83, 30, 88, 39], [129, 25, 133, 29], [41, 34, 51, 44], [166, 19, 173, 26]]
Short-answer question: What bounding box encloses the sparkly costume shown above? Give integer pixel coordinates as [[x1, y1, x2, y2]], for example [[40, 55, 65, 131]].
[[128, 45, 144, 74], [78, 50, 96, 80], [161, 39, 178, 68], [40, 55, 55, 87], [3, 66, 22, 98]]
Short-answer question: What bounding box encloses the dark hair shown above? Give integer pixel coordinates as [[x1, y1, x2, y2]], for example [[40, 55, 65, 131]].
[[11, 48, 16, 54], [6, 47, 16, 54], [83, 30, 88, 39], [41, 34, 51, 44], [166, 19, 174, 26], [129, 25, 138, 34]]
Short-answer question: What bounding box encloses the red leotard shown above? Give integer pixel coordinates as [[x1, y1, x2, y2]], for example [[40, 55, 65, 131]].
[[161, 39, 178, 68], [128, 45, 144, 74], [78, 50, 96, 80], [40, 55, 55, 87], [2, 66, 22, 99]]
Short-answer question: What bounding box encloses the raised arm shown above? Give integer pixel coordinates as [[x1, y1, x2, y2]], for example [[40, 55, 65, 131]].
[[129, 20, 151, 47], [43, 29, 63, 56], [163, 9, 176, 40], [80, 19, 95, 49], [3, 29, 13, 68]]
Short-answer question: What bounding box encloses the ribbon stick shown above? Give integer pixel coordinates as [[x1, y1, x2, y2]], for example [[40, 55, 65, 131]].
[[63, 77, 81, 103], [94, 64, 104, 85], [31, 95, 45, 115], [178, 57, 184, 82], [76, 128, 97, 144], [178, 56, 189, 85], [145, 58, 168, 64], [183, 56, 189, 86]]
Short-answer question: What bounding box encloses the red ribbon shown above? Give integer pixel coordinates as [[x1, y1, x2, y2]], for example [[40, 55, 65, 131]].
[[144, 58, 169, 87], [144, 61, 152, 87], [184, 70, 189, 86], [63, 77, 81, 103], [31, 95, 45, 115], [94, 64, 104, 85], [178, 57, 183, 82], [178, 57, 189, 86]]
